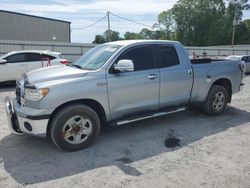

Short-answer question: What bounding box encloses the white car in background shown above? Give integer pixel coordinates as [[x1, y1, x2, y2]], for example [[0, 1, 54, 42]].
[[225, 55, 250, 73], [0, 50, 68, 83]]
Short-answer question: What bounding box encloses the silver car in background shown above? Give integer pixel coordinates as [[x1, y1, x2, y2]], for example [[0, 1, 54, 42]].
[[225, 55, 250, 73]]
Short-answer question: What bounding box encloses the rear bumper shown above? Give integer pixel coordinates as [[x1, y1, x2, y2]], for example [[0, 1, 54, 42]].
[[5, 97, 50, 137]]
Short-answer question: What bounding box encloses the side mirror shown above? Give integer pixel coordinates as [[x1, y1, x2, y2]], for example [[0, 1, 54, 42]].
[[114, 59, 134, 72], [0, 59, 7, 64]]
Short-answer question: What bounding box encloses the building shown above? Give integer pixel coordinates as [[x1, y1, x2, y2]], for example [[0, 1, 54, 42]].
[[0, 10, 71, 42]]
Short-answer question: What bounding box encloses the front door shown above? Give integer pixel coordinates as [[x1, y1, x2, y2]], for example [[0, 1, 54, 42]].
[[26, 53, 45, 72], [106, 45, 160, 120], [1, 53, 27, 82]]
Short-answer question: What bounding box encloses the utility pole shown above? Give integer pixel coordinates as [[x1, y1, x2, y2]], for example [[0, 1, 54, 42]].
[[107, 11, 111, 42], [232, 8, 237, 47]]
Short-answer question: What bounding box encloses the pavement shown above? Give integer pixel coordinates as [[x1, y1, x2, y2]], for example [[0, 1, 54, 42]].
[[0, 76, 250, 188]]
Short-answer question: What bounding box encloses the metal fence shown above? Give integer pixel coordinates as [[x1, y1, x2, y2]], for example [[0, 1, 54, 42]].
[[186, 46, 250, 58], [0, 40, 250, 63]]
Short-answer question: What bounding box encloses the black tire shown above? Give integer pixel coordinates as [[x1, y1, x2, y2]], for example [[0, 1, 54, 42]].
[[50, 104, 100, 152], [203, 85, 229, 115]]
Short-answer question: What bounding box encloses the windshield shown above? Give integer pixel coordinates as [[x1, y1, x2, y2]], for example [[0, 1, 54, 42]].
[[73, 44, 122, 70]]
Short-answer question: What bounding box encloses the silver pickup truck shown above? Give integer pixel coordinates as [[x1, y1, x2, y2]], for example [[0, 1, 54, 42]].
[[5, 40, 245, 151]]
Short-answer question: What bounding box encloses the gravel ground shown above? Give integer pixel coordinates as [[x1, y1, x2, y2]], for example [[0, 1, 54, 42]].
[[0, 76, 250, 188]]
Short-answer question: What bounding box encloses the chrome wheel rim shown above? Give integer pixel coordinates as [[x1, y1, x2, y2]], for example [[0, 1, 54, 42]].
[[212, 91, 225, 112], [62, 115, 92, 144]]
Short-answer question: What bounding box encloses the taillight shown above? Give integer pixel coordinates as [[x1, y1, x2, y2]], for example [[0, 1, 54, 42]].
[[60, 60, 68, 65]]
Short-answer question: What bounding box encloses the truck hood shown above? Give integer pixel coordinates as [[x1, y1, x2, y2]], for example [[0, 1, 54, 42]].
[[24, 65, 89, 85]]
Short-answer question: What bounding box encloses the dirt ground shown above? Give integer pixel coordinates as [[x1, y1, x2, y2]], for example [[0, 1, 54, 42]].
[[0, 76, 250, 188]]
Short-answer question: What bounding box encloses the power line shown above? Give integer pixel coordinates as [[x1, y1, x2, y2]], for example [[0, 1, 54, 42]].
[[71, 11, 153, 31], [109, 12, 153, 28], [71, 15, 107, 30]]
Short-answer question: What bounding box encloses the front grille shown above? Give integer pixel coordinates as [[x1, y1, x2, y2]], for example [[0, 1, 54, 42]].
[[16, 82, 21, 106]]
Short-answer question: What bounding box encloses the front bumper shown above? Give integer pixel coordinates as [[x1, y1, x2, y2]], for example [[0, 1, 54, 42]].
[[5, 96, 50, 137]]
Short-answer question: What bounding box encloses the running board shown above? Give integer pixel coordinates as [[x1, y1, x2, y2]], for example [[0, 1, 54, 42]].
[[116, 107, 186, 126]]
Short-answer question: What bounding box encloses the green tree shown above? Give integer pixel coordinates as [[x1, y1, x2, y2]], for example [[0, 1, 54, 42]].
[[92, 35, 106, 44], [157, 10, 176, 40], [92, 30, 121, 44], [124, 32, 142, 40], [92, 0, 250, 46], [171, 0, 226, 46], [139, 28, 154, 39], [235, 19, 250, 44], [103, 30, 121, 41], [219, 0, 249, 45]]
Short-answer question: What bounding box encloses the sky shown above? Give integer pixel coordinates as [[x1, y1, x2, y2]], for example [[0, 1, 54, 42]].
[[0, 0, 249, 43]]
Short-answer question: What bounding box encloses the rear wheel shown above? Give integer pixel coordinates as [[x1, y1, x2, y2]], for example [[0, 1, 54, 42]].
[[50, 104, 100, 151], [203, 85, 229, 115]]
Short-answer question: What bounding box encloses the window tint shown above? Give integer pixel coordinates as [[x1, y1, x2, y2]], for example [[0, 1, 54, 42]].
[[119, 46, 154, 71], [246, 56, 250, 62], [242, 56, 247, 62], [159, 46, 180, 68], [26, 53, 56, 62], [26, 53, 42, 61], [6, 54, 26, 63], [41, 54, 55, 60]]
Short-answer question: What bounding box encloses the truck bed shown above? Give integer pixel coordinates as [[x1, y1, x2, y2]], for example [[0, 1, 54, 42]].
[[191, 58, 226, 64], [190, 59, 243, 103]]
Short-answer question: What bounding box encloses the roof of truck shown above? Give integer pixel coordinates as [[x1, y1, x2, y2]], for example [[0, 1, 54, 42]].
[[108, 40, 180, 46]]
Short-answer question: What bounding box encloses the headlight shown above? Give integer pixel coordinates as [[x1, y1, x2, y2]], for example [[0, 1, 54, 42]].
[[25, 88, 49, 101]]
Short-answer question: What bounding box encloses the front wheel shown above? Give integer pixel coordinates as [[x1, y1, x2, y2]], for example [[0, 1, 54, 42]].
[[50, 104, 100, 151], [203, 85, 229, 115]]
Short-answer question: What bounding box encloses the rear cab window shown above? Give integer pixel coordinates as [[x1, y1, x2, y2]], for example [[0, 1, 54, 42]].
[[157, 45, 180, 68]]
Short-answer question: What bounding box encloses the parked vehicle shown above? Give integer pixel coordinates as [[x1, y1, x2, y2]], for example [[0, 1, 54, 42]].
[[0, 50, 68, 82], [5, 40, 245, 151], [225, 55, 250, 73]]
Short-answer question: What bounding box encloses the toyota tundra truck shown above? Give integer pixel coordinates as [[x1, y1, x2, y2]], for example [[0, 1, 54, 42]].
[[5, 40, 245, 151]]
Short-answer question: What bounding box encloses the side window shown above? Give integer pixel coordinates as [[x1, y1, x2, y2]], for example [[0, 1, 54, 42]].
[[159, 46, 180, 68], [247, 56, 250, 62], [26, 53, 42, 62], [42, 55, 56, 60], [118, 46, 154, 71], [242, 56, 247, 62], [6, 54, 26, 63]]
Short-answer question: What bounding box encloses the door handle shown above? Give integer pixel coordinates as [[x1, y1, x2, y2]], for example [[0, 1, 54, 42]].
[[188, 69, 192, 75], [19, 64, 26, 67], [148, 74, 158, 80]]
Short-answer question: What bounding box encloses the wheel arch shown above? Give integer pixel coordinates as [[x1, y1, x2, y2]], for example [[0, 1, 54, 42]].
[[46, 99, 107, 137], [211, 78, 232, 103]]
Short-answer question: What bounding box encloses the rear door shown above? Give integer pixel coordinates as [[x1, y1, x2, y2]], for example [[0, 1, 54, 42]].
[[0, 53, 27, 82], [26, 53, 43, 72], [107, 45, 160, 120], [157, 45, 193, 108]]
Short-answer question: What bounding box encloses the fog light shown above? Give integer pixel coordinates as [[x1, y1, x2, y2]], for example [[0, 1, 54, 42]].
[[24, 122, 32, 132]]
